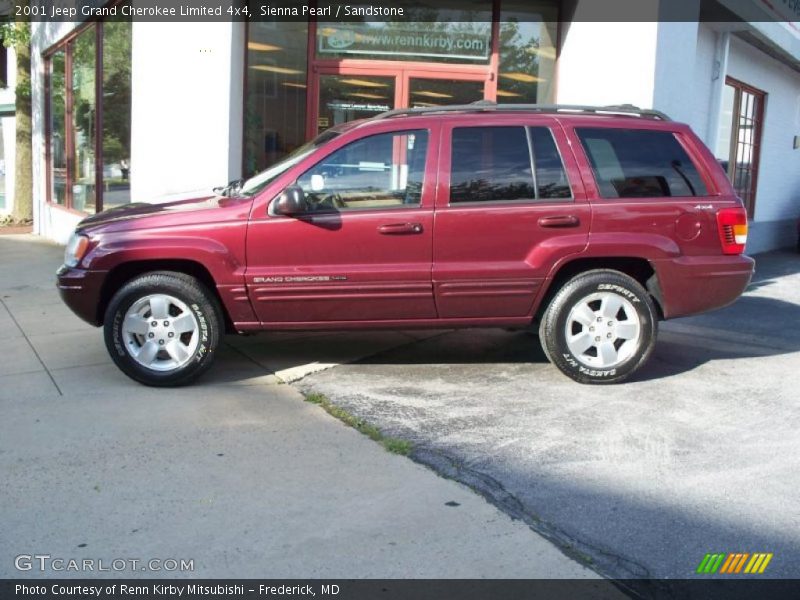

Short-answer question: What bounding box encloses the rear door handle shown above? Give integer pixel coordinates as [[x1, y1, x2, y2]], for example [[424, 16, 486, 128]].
[[538, 215, 580, 228], [378, 222, 424, 235]]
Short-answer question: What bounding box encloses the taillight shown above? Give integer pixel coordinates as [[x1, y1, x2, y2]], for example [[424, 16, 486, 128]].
[[716, 207, 748, 255]]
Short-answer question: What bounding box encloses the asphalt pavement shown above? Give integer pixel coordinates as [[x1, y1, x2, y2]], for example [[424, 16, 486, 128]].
[[0, 234, 607, 583], [4, 231, 797, 596], [296, 250, 800, 593]]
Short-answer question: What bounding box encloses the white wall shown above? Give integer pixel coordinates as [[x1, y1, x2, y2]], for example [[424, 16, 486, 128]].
[[30, 21, 243, 243], [130, 22, 242, 203], [653, 21, 701, 125], [557, 21, 659, 109], [689, 24, 719, 143], [726, 36, 800, 226]]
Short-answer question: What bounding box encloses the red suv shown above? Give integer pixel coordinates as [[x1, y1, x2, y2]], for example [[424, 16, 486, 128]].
[[57, 103, 753, 386]]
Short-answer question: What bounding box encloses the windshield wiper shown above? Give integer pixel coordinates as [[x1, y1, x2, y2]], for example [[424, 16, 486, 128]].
[[213, 178, 244, 197]]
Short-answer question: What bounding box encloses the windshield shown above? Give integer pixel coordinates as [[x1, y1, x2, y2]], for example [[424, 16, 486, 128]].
[[238, 129, 342, 197]]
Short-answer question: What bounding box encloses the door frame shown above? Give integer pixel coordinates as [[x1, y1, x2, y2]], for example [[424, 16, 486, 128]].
[[306, 14, 501, 139], [309, 64, 495, 139]]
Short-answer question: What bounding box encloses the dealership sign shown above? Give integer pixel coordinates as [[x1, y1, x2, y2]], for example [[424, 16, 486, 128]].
[[318, 23, 490, 61]]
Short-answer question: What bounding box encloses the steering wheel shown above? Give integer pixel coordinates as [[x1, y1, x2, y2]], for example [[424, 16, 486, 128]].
[[314, 193, 345, 210]]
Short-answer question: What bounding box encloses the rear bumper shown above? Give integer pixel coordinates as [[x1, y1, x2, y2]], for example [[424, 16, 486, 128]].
[[651, 255, 754, 319], [56, 265, 107, 326]]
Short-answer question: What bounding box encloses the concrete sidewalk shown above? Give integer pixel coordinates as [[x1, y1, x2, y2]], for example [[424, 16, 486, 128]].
[[0, 234, 611, 584]]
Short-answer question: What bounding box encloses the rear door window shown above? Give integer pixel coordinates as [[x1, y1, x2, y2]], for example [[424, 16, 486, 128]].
[[449, 126, 571, 204], [576, 128, 708, 198]]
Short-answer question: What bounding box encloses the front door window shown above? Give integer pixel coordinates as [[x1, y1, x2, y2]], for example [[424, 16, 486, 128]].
[[296, 129, 429, 212]]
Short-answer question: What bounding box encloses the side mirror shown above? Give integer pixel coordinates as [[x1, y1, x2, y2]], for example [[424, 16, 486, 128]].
[[272, 186, 307, 216]]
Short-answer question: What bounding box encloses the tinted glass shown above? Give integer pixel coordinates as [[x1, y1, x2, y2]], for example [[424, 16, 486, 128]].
[[245, 20, 308, 176], [530, 127, 570, 199], [317, 74, 395, 136], [49, 50, 67, 205], [72, 25, 97, 213], [498, 1, 558, 103], [577, 128, 707, 198], [296, 130, 428, 211], [450, 126, 534, 203]]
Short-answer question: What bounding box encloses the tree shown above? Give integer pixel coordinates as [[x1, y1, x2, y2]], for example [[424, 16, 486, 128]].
[[1, 21, 32, 223]]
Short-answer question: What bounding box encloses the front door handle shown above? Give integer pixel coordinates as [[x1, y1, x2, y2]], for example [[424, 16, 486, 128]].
[[378, 222, 424, 235], [538, 215, 580, 228]]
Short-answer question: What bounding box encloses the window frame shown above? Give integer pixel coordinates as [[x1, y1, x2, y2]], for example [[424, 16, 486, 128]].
[[43, 17, 130, 215], [446, 124, 573, 206], [722, 76, 765, 219]]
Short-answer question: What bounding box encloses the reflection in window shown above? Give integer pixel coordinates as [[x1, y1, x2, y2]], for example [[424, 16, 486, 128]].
[[450, 127, 534, 203], [296, 130, 429, 211], [0, 119, 5, 209], [317, 74, 394, 135], [245, 21, 308, 176], [102, 21, 132, 209], [72, 26, 97, 214], [45, 19, 132, 213], [49, 49, 67, 206], [317, 1, 492, 64], [576, 128, 708, 198], [529, 127, 571, 199], [498, 1, 558, 103], [408, 78, 483, 108]]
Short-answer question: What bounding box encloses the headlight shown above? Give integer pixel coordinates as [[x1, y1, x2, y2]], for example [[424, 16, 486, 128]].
[[64, 232, 90, 268]]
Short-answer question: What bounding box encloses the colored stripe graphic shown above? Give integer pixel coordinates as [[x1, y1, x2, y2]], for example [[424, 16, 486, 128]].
[[698, 552, 773, 574], [697, 553, 725, 574], [744, 553, 773, 574]]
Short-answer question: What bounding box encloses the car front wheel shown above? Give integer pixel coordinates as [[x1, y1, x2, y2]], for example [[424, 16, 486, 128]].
[[539, 270, 658, 384], [104, 271, 222, 387]]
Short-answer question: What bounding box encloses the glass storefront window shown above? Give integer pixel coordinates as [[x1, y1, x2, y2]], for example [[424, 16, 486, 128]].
[[71, 25, 97, 214], [317, 75, 395, 134], [45, 20, 132, 213], [244, 21, 308, 176], [49, 49, 67, 206], [0, 119, 5, 210], [408, 78, 484, 108], [317, 1, 492, 64], [102, 21, 132, 209], [246, 1, 560, 173], [498, 1, 558, 103]]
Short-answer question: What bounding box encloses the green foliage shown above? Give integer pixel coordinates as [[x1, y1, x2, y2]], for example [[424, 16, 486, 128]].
[[304, 392, 413, 455], [0, 22, 31, 49]]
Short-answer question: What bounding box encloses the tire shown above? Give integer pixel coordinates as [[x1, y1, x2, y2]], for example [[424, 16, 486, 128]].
[[538, 270, 658, 384], [103, 271, 222, 387]]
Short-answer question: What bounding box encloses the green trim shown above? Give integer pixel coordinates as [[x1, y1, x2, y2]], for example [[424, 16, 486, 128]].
[[0, 103, 15, 116]]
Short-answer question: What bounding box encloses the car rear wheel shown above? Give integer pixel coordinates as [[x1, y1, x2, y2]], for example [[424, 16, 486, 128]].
[[539, 270, 658, 384], [104, 271, 222, 387]]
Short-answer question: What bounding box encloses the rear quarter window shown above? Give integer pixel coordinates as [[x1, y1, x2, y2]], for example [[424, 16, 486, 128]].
[[576, 128, 708, 198]]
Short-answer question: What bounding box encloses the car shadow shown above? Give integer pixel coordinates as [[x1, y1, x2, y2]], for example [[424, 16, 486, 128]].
[[218, 251, 800, 383]]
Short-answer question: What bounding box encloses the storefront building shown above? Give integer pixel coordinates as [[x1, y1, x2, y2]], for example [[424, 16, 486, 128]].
[[30, 0, 800, 253]]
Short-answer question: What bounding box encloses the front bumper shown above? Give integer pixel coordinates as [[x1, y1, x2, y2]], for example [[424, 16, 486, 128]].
[[56, 265, 107, 326], [651, 254, 755, 319]]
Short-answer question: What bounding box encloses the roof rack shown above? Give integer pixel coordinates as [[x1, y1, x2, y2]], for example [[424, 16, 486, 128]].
[[374, 101, 671, 121]]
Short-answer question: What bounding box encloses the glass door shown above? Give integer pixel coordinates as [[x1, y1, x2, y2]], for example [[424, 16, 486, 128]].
[[316, 73, 398, 135], [407, 77, 485, 108], [313, 67, 491, 136]]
